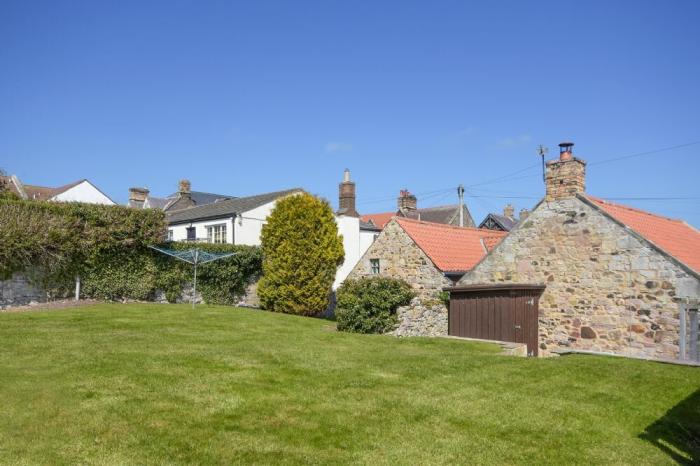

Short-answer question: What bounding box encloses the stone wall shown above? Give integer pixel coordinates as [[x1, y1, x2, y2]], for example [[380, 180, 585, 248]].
[[458, 196, 700, 360], [390, 297, 448, 337], [0, 273, 48, 309], [347, 219, 452, 335], [2, 273, 261, 309], [348, 220, 453, 299]]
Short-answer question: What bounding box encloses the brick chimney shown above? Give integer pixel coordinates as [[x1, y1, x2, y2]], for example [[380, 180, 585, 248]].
[[398, 189, 417, 211], [179, 179, 191, 194], [338, 168, 359, 217], [545, 142, 586, 201], [128, 187, 149, 204], [503, 203, 514, 219]]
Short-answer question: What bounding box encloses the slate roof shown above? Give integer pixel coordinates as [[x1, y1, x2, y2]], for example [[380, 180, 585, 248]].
[[586, 195, 700, 274], [166, 191, 233, 207], [479, 213, 518, 231], [360, 220, 382, 231], [395, 217, 507, 273], [403, 204, 476, 227], [361, 204, 475, 230], [167, 188, 303, 224]]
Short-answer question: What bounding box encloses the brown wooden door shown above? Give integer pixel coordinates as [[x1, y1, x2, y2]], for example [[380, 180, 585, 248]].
[[448, 285, 543, 356]]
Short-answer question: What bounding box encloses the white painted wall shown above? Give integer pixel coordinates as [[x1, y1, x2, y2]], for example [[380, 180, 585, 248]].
[[360, 229, 378, 257], [169, 218, 235, 243], [233, 200, 277, 246], [52, 181, 115, 205]]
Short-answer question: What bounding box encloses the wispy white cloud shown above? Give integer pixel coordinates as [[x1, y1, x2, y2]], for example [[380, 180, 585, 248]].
[[497, 134, 532, 148], [325, 142, 353, 153]]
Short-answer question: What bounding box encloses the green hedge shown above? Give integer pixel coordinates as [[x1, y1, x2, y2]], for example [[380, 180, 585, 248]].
[[0, 199, 262, 304], [336, 277, 415, 334]]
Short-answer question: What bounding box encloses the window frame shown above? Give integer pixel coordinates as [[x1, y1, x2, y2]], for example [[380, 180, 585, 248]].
[[206, 223, 228, 244], [370, 258, 380, 275]]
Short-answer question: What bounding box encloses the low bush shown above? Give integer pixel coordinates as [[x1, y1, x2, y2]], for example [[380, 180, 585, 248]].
[[336, 277, 414, 334]]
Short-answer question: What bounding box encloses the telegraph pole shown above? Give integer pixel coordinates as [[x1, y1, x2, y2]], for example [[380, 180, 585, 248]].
[[457, 184, 465, 227], [537, 145, 549, 183]]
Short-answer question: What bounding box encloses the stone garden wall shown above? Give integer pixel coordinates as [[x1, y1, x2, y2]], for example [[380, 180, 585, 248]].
[[0, 273, 48, 309], [390, 297, 448, 337], [1, 273, 260, 309], [458, 196, 700, 360]]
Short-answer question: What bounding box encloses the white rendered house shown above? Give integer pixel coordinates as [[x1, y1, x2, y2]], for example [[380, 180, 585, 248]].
[[166, 188, 305, 245], [163, 172, 378, 289], [1, 175, 115, 205]]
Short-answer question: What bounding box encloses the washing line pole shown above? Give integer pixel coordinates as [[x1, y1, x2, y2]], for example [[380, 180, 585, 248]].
[[192, 250, 197, 309], [149, 246, 236, 309]]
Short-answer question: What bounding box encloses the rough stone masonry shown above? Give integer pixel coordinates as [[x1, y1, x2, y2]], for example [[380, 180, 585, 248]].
[[458, 143, 700, 359], [348, 219, 452, 336]]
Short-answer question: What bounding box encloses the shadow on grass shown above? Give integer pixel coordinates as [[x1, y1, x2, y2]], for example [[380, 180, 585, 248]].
[[640, 388, 700, 465]]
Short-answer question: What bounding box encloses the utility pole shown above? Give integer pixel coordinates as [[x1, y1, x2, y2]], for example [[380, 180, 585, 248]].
[[537, 145, 549, 183], [457, 184, 465, 227]]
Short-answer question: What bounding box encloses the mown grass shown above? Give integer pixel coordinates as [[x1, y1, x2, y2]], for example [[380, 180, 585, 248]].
[[0, 304, 698, 465]]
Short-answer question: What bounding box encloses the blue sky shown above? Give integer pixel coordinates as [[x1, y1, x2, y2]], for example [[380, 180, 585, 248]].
[[1, 1, 699, 226]]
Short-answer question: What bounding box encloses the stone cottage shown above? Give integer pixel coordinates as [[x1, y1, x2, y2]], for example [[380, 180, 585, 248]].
[[454, 142, 700, 361], [348, 217, 506, 336]]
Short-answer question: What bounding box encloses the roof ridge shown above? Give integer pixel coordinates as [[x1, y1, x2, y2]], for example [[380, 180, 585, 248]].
[[416, 204, 458, 211], [585, 194, 684, 223], [396, 216, 507, 235]]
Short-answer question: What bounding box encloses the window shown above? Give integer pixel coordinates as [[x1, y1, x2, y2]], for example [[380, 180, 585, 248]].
[[370, 259, 380, 274], [167, 229, 174, 241], [186, 227, 196, 241], [206, 224, 227, 244]]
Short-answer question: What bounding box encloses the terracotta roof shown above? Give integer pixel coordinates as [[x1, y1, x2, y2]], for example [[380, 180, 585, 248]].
[[586, 195, 700, 274], [361, 212, 396, 229], [395, 217, 507, 273]]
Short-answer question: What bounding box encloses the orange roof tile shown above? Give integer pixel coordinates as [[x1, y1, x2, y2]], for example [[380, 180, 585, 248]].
[[361, 212, 396, 229], [587, 196, 700, 274], [395, 217, 507, 273]]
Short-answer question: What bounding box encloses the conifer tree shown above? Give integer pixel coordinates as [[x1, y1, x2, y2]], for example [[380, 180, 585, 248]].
[[258, 193, 344, 315]]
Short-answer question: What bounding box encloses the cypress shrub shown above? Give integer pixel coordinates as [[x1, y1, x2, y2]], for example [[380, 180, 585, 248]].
[[257, 193, 344, 315]]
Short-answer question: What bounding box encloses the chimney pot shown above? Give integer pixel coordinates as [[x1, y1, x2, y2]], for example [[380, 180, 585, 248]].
[[338, 169, 358, 217], [559, 141, 574, 161], [519, 208, 530, 220], [398, 189, 417, 211], [179, 179, 191, 194]]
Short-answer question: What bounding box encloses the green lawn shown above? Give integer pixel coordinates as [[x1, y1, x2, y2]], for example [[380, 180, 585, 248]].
[[0, 304, 698, 465]]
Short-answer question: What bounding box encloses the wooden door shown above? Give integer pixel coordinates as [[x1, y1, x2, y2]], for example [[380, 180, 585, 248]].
[[448, 286, 543, 356]]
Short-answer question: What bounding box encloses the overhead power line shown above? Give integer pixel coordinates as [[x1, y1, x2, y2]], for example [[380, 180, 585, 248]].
[[588, 140, 700, 167]]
